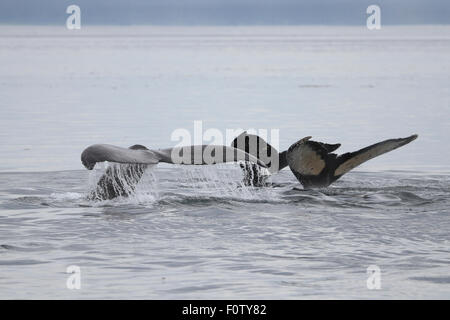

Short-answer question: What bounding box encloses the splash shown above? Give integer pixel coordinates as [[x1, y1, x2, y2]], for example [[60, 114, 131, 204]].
[[87, 162, 158, 203], [86, 162, 275, 204], [177, 163, 274, 201], [50, 192, 85, 201]]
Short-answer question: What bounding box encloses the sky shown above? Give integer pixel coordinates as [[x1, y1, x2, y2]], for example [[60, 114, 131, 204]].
[[0, 0, 449, 25]]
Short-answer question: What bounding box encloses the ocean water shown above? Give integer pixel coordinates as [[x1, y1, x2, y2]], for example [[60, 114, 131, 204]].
[[0, 25, 449, 299]]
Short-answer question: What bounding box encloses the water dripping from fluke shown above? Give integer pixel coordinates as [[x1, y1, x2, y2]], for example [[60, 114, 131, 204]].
[[86, 162, 159, 204], [176, 163, 275, 202], [85, 162, 277, 205]]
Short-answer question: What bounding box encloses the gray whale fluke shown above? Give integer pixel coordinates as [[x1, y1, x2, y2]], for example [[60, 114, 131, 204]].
[[81, 144, 267, 170], [82, 143, 268, 200]]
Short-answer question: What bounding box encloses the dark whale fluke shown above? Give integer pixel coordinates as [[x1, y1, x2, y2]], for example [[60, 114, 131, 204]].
[[230, 131, 287, 186], [231, 131, 288, 173], [286, 134, 418, 188]]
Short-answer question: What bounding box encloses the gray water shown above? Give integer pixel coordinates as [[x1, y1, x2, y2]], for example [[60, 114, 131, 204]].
[[0, 25, 449, 299], [0, 167, 449, 299]]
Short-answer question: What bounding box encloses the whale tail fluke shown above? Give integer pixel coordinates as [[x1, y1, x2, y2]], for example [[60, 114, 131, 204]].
[[230, 131, 289, 186], [333, 134, 418, 178], [231, 131, 288, 174], [82, 142, 268, 200], [82, 133, 419, 198], [286, 134, 418, 189], [81, 144, 266, 171]]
